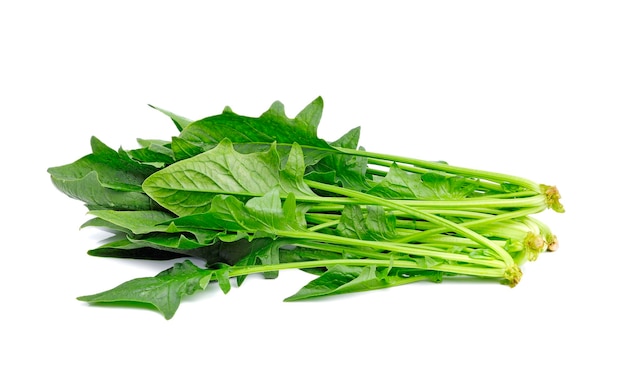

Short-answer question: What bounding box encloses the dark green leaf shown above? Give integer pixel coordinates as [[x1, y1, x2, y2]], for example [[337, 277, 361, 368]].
[[48, 136, 158, 210], [85, 210, 175, 234], [48, 136, 157, 191], [77, 260, 215, 319], [179, 97, 330, 149], [87, 237, 196, 260]]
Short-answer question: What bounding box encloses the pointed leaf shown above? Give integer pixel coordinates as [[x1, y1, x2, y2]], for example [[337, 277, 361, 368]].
[[50, 170, 155, 210], [336, 205, 396, 241], [77, 260, 213, 319], [143, 140, 316, 216], [171, 190, 307, 237], [85, 210, 175, 234], [283, 265, 388, 301], [179, 97, 331, 149], [149, 104, 193, 132], [368, 164, 479, 200]]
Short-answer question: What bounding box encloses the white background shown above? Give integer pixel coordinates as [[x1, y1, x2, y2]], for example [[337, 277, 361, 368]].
[[1, 1, 624, 385]]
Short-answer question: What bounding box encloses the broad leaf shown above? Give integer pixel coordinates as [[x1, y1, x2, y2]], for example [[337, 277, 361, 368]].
[[336, 205, 396, 241], [171, 190, 307, 237], [51, 170, 155, 210], [87, 237, 199, 260], [77, 260, 218, 319], [368, 164, 479, 200], [285, 265, 443, 301], [84, 210, 225, 247], [48, 136, 157, 191], [284, 265, 406, 301], [179, 97, 330, 149], [143, 140, 316, 216], [48, 136, 158, 210], [125, 139, 175, 167], [171, 136, 208, 161], [307, 127, 370, 191], [85, 210, 175, 235]]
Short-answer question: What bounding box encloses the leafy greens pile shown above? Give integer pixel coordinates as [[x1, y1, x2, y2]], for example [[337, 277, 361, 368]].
[[48, 97, 564, 319]]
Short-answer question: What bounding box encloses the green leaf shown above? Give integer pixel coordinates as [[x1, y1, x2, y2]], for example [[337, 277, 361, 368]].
[[143, 139, 316, 216], [213, 238, 279, 273], [171, 136, 208, 161], [336, 205, 369, 240], [308, 136, 371, 192], [364, 205, 397, 240], [85, 210, 175, 235], [48, 136, 157, 191], [125, 139, 175, 167], [179, 97, 330, 149], [232, 239, 290, 283], [420, 172, 480, 199], [283, 265, 395, 301], [330, 126, 361, 149], [171, 190, 307, 237], [128, 233, 213, 251], [77, 260, 215, 319], [48, 136, 158, 210], [50, 170, 156, 210], [84, 210, 226, 249], [87, 237, 197, 260], [336, 205, 396, 241], [149, 104, 193, 132], [367, 164, 479, 200], [284, 264, 443, 301]]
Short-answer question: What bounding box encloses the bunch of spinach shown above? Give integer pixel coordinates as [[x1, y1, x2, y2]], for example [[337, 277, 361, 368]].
[[48, 97, 564, 319]]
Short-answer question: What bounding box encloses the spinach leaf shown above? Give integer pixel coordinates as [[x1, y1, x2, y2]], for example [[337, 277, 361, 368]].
[[125, 139, 175, 167], [283, 265, 438, 301], [48, 136, 158, 210], [367, 163, 479, 200], [87, 237, 201, 260], [336, 205, 396, 241], [49, 136, 157, 191], [149, 104, 193, 132], [143, 140, 315, 216], [170, 190, 307, 238], [77, 260, 223, 320], [179, 97, 328, 149], [85, 210, 175, 235]]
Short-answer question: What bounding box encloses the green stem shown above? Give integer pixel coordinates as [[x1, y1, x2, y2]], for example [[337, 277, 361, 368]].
[[335, 147, 542, 192], [291, 239, 507, 269], [230, 257, 507, 279], [395, 206, 543, 243], [307, 219, 339, 232], [304, 179, 518, 271]]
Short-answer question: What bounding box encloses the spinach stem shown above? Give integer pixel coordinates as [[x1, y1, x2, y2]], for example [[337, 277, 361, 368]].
[[279, 233, 507, 269], [335, 146, 542, 192], [303, 179, 520, 285], [395, 206, 543, 243], [229, 258, 507, 279]]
